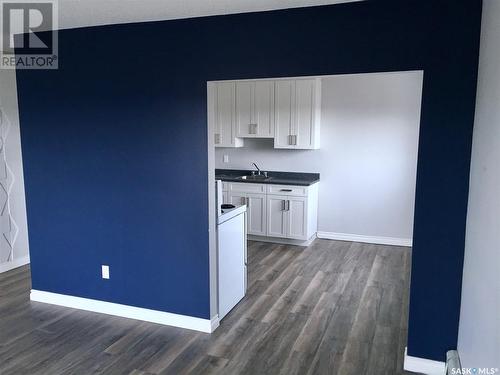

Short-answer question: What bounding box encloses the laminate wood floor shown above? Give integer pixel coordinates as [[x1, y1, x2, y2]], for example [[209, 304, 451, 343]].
[[0, 239, 415, 375]]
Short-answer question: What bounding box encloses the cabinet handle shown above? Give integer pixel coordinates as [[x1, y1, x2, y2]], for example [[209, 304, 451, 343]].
[[249, 123, 258, 134], [246, 197, 250, 207], [286, 200, 290, 211], [288, 135, 293, 145], [293, 135, 297, 145], [214, 133, 220, 144], [281, 200, 286, 211], [280, 189, 292, 192], [241, 197, 245, 205]]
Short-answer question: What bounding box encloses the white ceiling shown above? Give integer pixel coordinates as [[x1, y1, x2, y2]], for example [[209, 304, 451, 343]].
[[57, 0, 363, 29]]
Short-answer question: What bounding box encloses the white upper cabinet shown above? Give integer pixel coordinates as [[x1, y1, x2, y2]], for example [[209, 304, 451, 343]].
[[274, 80, 295, 148], [235, 81, 274, 138], [274, 78, 321, 149], [235, 82, 253, 137], [210, 77, 321, 149], [254, 81, 275, 137], [295, 79, 321, 149], [210, 82, 243, 148]]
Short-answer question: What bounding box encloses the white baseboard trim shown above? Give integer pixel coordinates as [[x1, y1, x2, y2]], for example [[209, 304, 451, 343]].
[[404, 348, 446, 375], [0, 255, 30, 274], [247, 234, 316, 247], [317, 231, 412, 247], [30, 290, 217, 333], [211, 315, 220, 332]]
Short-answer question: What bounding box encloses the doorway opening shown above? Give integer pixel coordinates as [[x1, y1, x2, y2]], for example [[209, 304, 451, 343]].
[[206, 70, 423, 374]]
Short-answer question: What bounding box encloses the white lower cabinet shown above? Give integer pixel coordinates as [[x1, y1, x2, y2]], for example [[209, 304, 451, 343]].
[[246, 194, 267, 236], [286, 197, 308, 239], [228, 193, 245, 206], [267, 195, 308, 240], [224, 182, 318, 241], [267, 195, 288, 238], [229, 191, 267, 236]]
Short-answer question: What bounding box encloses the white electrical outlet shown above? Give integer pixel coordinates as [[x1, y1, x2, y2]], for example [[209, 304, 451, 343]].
[[223, 154, 229, 163], [101, 265, 110, 279]]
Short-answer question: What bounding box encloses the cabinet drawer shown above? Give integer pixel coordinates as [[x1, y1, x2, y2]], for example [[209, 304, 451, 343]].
[[228, 182, 266, 194], [266, 185, 308, 197]]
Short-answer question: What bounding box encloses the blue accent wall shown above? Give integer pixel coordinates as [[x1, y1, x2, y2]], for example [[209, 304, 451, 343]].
[[16, 0, 482, 360]]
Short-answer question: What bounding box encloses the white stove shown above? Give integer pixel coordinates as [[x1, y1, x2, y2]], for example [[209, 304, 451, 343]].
[[215, 180, 247, 320]]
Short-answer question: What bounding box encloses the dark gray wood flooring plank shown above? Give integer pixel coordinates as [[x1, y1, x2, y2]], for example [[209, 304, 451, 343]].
[[0, 239, 412, 375]]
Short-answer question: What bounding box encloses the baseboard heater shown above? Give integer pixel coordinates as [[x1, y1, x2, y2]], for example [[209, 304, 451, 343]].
[[446, 350, 462, 375]]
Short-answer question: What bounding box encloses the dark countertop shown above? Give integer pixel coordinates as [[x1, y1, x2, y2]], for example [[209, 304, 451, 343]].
[[215, 169, 320, 186]]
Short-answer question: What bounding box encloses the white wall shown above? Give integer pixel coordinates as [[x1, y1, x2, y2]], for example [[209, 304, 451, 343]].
[[215, 71, 423, 243], [458, 0, 500, 368], [0, 69, 30, 273]]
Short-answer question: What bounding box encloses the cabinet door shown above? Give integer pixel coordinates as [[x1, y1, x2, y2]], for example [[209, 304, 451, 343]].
[[246, 193, 267, 236], [235, 81, 253, 137], [228, 192, 266, 236], [229, 193, 246, 206], [286, 197, 308, 240], [274, 80, 295, 148], [216, 82, 234, 147], [208, 83, 220, 145], [267, 195, 287, 238], [295, 79, 316, 149], [254, 81, 274, 137], [216, 82, 243, 148]]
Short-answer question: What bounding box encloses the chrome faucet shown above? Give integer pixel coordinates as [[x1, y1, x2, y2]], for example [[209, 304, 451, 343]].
[[252, 162, 261, 175]]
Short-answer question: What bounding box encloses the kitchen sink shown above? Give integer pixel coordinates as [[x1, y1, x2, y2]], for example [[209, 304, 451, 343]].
[[239, 175, 272, 181]]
